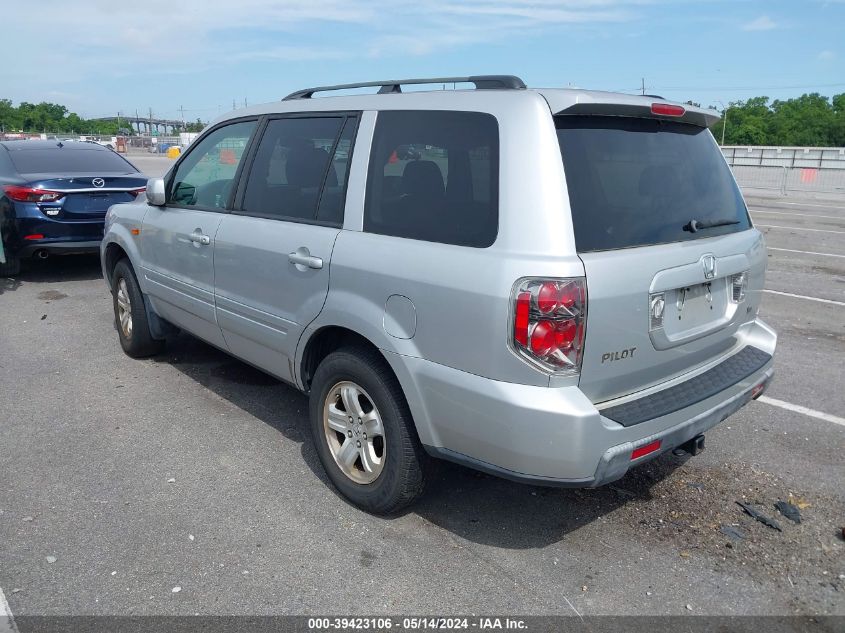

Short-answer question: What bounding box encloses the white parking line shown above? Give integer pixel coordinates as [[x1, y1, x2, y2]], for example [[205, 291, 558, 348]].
[[762, 289, 845, 306], [758, 396, 845, 428], [752, 209, 844, 220], [756, 224, 845, 235], [767, 247, 845, 259], [0, 587, 19, 633]]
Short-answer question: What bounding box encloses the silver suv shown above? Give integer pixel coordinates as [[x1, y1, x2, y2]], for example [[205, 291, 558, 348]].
[[101, 75, 776, 513]]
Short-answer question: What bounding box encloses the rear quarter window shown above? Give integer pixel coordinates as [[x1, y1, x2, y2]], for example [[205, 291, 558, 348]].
[[364, 110, 499, 248], [556, 116, 750, 252]]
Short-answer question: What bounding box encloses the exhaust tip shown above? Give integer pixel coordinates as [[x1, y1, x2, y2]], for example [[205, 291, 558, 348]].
[[35, 249, 49, 259]]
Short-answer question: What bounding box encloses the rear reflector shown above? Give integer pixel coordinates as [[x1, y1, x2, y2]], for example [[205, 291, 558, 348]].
[[751, 382, 766, 399], [651, 103, 685, 117], [24, 234, 45, 240], [631, 439, 662, 460]]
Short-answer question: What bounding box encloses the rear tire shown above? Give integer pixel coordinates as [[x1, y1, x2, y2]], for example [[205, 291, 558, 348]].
[[309, 346, 426, 514], [111, 258, 164, 358], [0, 255, 21, 277]]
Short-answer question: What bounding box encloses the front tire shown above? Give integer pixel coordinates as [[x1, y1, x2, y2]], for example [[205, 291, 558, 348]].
[[111, 258, 164, 358], [309, 346, 426, 514]]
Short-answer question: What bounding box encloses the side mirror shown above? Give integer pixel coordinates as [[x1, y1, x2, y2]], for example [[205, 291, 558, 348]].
[[146, 177, 166, 206]]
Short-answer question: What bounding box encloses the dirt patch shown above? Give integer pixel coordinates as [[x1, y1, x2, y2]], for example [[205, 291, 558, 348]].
[[37, 289, 68, 301], [609, 459, 844, 612]]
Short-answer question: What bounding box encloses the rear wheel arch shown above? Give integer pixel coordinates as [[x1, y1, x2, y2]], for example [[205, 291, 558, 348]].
[[300, 326, 383, 392]]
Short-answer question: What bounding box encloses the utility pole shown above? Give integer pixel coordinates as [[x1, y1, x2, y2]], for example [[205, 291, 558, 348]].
[[233, 98, 237, 110], [641, 78, 645, 96], [117, 111, 121, 132], [244, 97, 247, 108], [716, 100, 729, 145]]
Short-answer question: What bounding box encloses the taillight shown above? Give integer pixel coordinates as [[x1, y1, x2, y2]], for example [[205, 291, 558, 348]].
[[2, 185, 65, 203], [651, 103, 685, 117], [128, 188, 146, 198], [510, 277, 587, 375]]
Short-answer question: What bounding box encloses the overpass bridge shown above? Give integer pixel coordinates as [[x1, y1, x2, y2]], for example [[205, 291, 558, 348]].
[[90, 116, 184, 135]]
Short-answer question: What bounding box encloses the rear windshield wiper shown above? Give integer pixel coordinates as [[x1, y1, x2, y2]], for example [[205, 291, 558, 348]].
[[683, 218, 740, 233]]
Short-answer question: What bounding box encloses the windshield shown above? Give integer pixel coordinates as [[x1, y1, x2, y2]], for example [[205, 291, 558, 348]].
[[556, 115, 750, 252], [8, 147, 136, 175]]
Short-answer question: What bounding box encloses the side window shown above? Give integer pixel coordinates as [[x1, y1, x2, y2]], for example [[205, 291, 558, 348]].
[[316, 119, 356, 224], [364, 111, 499, 247], [241, 116, 347, 222], [169, 121, 256, 209]]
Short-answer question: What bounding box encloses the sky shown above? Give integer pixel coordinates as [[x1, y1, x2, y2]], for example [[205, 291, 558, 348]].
[[2, 0, 843, 122]]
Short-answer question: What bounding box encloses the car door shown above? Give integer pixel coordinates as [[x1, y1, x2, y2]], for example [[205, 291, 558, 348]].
[[213, 114, 357, 383], [140, 119, 257, 349]]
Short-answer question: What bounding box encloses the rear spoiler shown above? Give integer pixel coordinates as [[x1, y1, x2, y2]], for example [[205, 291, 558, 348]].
[[555, 101, 719, 129]]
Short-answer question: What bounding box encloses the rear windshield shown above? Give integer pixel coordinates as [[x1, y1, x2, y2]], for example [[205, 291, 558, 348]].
[[8, 147, 135, 175], [556, 116, 749, 252]]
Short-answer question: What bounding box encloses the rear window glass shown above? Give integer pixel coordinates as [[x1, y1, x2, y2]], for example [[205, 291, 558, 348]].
[[8, 147, 136, 174], [364, 111, 498, 248], [556, 116, 750, 252]]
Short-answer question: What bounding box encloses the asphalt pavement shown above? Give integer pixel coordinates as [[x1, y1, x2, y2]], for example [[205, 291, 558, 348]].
[[0, 158, 843, 617]]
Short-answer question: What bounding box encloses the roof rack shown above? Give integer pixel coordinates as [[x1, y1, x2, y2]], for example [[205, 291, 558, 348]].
[[283, 75, 527, 100]]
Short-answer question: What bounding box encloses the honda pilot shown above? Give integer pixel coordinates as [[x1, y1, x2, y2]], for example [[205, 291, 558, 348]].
[[100, 75, 776, 513]]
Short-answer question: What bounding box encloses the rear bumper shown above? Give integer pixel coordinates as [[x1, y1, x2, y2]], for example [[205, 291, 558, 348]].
[[17, 239, 101, 257], [392, 318, 776, 486], [6, 210, 104, 257]]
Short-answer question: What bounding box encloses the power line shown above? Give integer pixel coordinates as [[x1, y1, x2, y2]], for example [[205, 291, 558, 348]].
[[651, 82, 845, 92], [610, 81, 845, 95]]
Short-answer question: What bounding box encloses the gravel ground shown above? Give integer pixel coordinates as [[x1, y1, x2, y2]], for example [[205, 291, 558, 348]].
[[0, 177, 843, 617]]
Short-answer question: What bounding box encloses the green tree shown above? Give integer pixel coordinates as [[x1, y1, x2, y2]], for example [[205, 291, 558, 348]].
[[184, 118, 206, 133], [769, 93, 834, 146], [0, 98, 21, 132]]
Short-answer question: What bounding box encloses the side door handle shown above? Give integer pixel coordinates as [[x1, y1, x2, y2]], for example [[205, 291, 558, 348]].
[[188, 230, 211, 246], [288, 247, 323, 270]]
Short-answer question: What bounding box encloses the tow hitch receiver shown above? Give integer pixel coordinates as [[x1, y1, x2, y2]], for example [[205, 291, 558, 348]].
[[673, 434, 706, 456]]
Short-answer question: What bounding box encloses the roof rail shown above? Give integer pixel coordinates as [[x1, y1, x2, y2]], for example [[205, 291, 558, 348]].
[[283, 75, 527, 100]]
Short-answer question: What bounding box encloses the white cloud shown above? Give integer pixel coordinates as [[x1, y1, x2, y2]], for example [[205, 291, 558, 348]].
[[817, 50, 836, 60], [742, 15, 777, 31], [0, 0, 644, 78], [0, 0, 661, 113]]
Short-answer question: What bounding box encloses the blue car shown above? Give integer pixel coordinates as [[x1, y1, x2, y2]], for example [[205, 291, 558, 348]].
[[0, 140, 146, 276]]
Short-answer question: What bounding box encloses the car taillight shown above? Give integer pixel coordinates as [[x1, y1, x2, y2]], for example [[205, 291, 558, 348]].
[[511, 277, 587, 375], [128, 188, 146, 198], [2, 185, 65, 203], [651, 103, 685, 117]]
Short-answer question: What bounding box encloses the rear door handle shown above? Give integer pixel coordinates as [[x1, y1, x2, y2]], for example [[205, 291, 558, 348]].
[[189, 231, 211, 246], [288, 247, 323, 270]]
